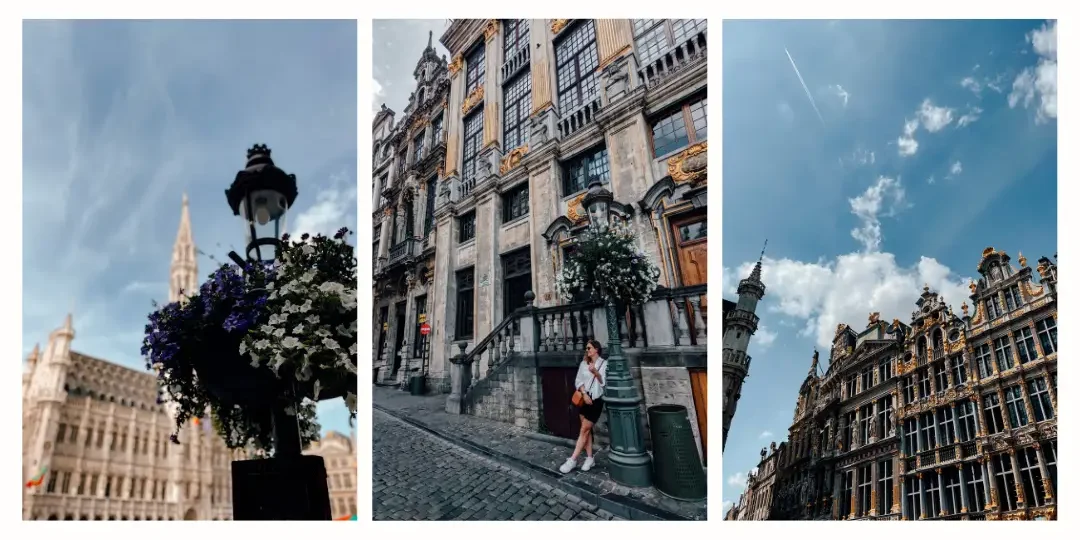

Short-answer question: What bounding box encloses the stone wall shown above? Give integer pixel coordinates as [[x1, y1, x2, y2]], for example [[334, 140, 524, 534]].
[[464, 355, 541, 430]]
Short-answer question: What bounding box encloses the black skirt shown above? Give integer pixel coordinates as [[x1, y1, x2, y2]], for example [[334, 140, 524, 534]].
[[578, 397, 605, 424]]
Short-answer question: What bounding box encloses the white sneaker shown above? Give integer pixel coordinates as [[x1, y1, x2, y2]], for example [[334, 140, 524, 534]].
[[582, 457, 596, 471], [559, 458, 577, 474]]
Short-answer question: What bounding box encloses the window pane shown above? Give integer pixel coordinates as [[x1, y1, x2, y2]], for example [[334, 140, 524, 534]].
[[462, 110, 484, 182], [503, 71, 532, 150], [651, 108, 689, 157], [633, 21, 668, 67], [466, 44, 485, 93], [555, 20, 600, 112], [689, 96, 708, 140]]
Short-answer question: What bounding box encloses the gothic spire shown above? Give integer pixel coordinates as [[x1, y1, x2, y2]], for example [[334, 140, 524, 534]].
[[170, 193, 198, 303], [427, 30, 433, 50], [749, 239, 767, 283], [809, 349, 819, 376]]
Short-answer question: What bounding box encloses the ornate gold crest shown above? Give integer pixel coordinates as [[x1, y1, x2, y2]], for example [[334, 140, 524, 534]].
[[448, 54, 464, 77], [461, 86, 484, 116], [484, 19, 499, 41], [567, 192, 588, 223], [550, 19, 570, 34], [499, 145, 529, 175], [667, 141, 707, 184]]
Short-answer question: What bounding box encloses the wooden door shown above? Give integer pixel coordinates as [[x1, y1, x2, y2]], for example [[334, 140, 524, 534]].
[[689, 368, 707, 465], [672, 215, 708, 340], [540, 367, 581, 439]]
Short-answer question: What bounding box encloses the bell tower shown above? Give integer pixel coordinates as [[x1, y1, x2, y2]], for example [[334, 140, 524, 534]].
[[722, 243, 767, 452], [170, 193, 198, 303]]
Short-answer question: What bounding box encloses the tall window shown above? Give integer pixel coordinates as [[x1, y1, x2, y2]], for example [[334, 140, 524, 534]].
[[993, 336, 1013, 372], [1041, 441, 1057, 493], [841, 470, 853, 516], [934, 362, 949, 392], [46, 470, 58, 493], [413, 131, 425, 164], [903, 418, 919, 454], [924, 473, 942, 517], [956, 400, 978, 441], [462, 110, 484, 183], [1004, 284, 1023, 311], [1035, 317, 1056, 354], [917, 369, 931, 398], [877, 460, 894, 515], [903, 376, 916, 404], [503, 19, 529, 57], [878, 357, 894, 384], [1027, 377, 1054, 422], [465, 43, 485, 94], [455, 268, 475, 340], [965, 463, 987, 512], [458, 211, 476, 243], [649, 94, 707, 157], [56, 423, 67, 445], [432, 114, 444, 144], [1015, 327, 1038, 365], [424, 176, 437, 235], [554, 20, 600, 112], [857, 464, 872, 517], [502, 182, 529, 222], [936, 406, 956, 445], [949, 355, 967, 385], [503, 71, 532, 150], [859, 404, 873, 442], [905, 476, 922, 520], [1003, 385, 1029, 428], [61, 472, 71, 495], [944, 468, 962, 515], [993, 454, 1019, 512], [412, 294, 427, 358], [982, 392, 1005, 434], [975, 343, 994, 379], [919, 412, 936, 451], [846, 374, 857, 398], [986, 294, 1003, 319], [561, 146, 610, 196], [1018, 447, 1047, 507], [397, 151, 408, 178], [844, 411, 856, 450], [876, 395, 893, 437], [860, 368, 873, 392], [632, 19, 707, 67]]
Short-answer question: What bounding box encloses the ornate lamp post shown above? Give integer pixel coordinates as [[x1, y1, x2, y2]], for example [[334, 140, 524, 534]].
[[581, 178, 653, 488], [224, 144, 331, 520]]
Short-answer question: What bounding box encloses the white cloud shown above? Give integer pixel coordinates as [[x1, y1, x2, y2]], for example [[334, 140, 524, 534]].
[[957, 106, 983, 127], [722, 267, 739, 296], [829, 84, 850, 107], [777, 101, 795, 123], [291, 170, 358, 238], [848, 147, 875, 166], [917, 99, 955, 132], [1009, 21, 1057, 123], [948, 161, 963, 178], [759, 430, 774, 439], [731, 253, 973, 352], [373, 78, 385, 113], [927, 175, 936, 185], [754, 324, 778, 349], [897, 118, 919, 156], [728, 471, 751, 488], [849, 176, 908, 253], [960, 76, 981, 95]]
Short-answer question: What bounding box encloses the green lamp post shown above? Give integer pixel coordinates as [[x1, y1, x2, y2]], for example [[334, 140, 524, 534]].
[[581, 178, 653, 488]]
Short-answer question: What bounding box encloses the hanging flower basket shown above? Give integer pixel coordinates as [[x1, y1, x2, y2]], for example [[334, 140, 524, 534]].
[[142, 227, 357, 453], [556, 222, 661, 306]]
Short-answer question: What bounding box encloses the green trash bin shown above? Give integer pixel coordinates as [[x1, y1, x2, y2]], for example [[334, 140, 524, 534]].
[[409, 375, 426, 396], [648, 404, 706, 501]]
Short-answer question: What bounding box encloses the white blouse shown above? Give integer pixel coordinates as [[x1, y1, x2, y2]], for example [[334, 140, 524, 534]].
[[574, 357, 608, 400]]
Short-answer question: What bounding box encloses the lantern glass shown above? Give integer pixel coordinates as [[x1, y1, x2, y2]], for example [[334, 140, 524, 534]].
[[240, 189, 290, 262]]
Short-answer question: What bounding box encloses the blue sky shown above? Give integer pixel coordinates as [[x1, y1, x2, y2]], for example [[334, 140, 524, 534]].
[[22, 20, 358, 438], [721, 19, 1057, 512]]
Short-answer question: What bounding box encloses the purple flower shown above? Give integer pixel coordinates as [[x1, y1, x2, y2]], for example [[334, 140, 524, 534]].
[[169, 434, 180, 444]]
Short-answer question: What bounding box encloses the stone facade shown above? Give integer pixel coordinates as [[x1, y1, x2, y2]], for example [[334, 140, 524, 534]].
[[302, 430, 357, 519], [373, 19, 709, 461], [21, 196, 238, 521], [728, 442, 783, 520], [728, 248, 1058, 521]]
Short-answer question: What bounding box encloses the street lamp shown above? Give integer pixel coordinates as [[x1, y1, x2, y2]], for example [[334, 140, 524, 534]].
[[225, 144, 299, 265], [580, 177, 653, 488]]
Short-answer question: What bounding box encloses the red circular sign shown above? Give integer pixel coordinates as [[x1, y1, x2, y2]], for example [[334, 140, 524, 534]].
[[420, 323, 431, 335]]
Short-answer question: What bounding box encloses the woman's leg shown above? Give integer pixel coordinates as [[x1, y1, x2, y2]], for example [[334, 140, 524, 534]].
[[570, 415, 589, 460], [583, 419, 595, 457]]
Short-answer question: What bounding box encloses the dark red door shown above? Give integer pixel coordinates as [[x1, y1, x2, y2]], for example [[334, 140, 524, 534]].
[[540, 367, 581, 439]]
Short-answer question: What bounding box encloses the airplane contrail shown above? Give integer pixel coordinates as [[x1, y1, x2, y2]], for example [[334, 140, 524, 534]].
[[784, 47, 825, 126]]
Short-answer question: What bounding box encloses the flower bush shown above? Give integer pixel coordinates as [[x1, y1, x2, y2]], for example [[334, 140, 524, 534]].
[[141, 227, 357, 454], [556, 221, 661, 306]]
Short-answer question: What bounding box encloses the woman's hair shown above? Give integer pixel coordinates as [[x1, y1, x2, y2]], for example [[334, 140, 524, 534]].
[[586, 339, 604, 358]]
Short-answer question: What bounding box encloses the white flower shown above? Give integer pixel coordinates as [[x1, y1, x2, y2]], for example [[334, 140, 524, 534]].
[[322, 337, 340, 350], [292, 323, 305, 334], [302, 244, 315, 255], [239, 341, 248, 356], [313, 380, 322, 401], [306, 314, 320, 325], [348, 343, 357, 355], [254, 339, 271, 350], [300, 300, 313, 313], [316, 328, 332, 338], [318, 282, 345, 295], [301, 269, 317, 283], [335, 324, 351, 336], [282, 336, 302, 349], [273, 327, 286, 338], [266, 281, 275, 290]]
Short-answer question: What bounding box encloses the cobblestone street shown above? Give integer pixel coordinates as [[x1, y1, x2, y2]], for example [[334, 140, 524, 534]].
[[373, 409, 620, 521]]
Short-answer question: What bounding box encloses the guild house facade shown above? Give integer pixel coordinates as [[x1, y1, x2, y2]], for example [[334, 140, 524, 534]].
[[373, 19, 709, 460], [23, 196, 358, 521], [727, 248, 1057, 521]]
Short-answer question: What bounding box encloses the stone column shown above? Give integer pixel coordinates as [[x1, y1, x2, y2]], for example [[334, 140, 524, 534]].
[[1019, 379, 1037, 424], [958, 463, 970, 513], [996, 387, 1010, 430], [936, 468, 947, 516], [950, 403, 960, 443], [892, 458, 902, 515], [918, 474, 928, 519], [900, 473, 909, 520], [399, 283, 415, 384], [974, 396, 985, 436], [869, 461, 879, 516], [429, 212, 459, 386], [378, 207, 393, 259], [1043, 366, 1057, 414], [871, 401, 879, 443], [1009, 449, 1025, 509], [1035, 445, 1054, 504], [472, 192, 500, 373], [529, 20, 559, 141], [445, 344, 473, 414], [831, 470, 842, 520], [481, 19, 503, 155], [985, 457, 998, 511], [444, 51, 467, 186]]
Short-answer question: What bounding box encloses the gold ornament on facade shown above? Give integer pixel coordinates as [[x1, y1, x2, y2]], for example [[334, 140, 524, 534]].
[[867, 311, 880, 327], [961, 301, 969, 316], [461, 86, 484, 115], [550, 19, 570, 34], [483, 19, 499, 41], [668, 141, 708, 184], [448, 54, 464, 77], [411, 115, 428, 133], [1036, 261, 1051, 279], [969, 280, 977, 294], [1018, 251, 1027, 267], [835, 323, 847, 338], [566, 192, 588, 223], [383, 206, 394, 217], [499, 145, 529, 174]]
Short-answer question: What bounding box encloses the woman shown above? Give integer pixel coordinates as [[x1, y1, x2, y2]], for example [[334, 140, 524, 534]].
[[559, 339, 608, 474]]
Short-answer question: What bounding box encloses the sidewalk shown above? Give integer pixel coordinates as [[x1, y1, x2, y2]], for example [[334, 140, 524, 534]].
[[373, 386, 707, 520]]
